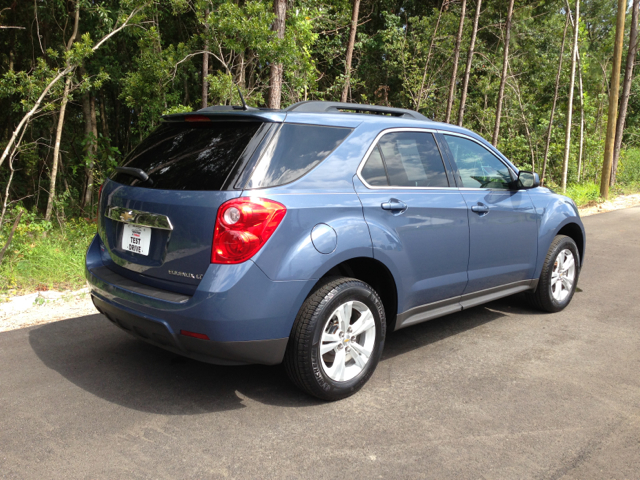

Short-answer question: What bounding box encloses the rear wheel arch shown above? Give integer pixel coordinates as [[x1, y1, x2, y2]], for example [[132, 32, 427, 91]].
[[311, 257, 399, 332]]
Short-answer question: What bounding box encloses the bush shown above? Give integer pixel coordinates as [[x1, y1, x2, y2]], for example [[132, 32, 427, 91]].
[[0, 212, 96, 294], [564, 183, 601, 207], [617, 148, 640, 185]]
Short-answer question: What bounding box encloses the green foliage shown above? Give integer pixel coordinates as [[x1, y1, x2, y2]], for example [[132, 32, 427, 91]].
[[564, 183, 601, 207], [0, 211, 96, 293], [617, 148, 640, 185]]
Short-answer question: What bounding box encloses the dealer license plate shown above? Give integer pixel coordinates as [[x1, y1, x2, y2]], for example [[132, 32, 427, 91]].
[[122, 224, 151, 256]]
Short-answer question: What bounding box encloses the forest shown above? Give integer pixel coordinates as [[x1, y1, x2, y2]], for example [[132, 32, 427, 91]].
[[0, 0, 639, 291]]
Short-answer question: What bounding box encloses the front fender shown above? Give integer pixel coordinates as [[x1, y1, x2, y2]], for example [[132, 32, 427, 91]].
[[529, 189, 586, 279]]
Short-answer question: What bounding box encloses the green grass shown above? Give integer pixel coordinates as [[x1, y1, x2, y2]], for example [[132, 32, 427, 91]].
[[564, 183, 602, 207], [0, 215, 96, 295]]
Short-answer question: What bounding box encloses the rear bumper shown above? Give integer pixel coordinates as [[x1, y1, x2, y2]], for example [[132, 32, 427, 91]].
[[86, 235, 314, 365], [91, 296, 288, 365]]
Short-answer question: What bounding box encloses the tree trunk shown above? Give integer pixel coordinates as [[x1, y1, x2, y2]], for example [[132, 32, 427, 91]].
[[44, 2, 79, 222], [577, 51, 585, 182], [202, 8, 210, 109], [611, 0, 639, 186], [83, 94, 98, 210], [541, 14, 569, 184], [268, 0, 286, 109], [445, 0, 467, 124], [341, 0, 361, 103], [99, 92, 109, 141], [491, 0, 515, 146], [561, 0, 580, 193], [601, 0, 628, 198], [457, 0, 481, 126], [415, 2, 446, 111], [45, 76, 73, 221]]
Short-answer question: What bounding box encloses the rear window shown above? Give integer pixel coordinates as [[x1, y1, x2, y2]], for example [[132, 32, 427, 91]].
[[245, 123, 353, 189], [112, 122, 263, 191]]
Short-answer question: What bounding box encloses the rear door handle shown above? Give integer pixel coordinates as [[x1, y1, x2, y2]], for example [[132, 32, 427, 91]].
[[381, 199, 407, 213], [471, 204, 490, 214]]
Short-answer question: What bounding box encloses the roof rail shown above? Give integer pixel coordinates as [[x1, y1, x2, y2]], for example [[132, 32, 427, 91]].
[[285, 101, 429, 121]]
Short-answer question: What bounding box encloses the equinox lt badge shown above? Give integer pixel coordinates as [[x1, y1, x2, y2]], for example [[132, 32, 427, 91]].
[[168, 270, 203, 280]]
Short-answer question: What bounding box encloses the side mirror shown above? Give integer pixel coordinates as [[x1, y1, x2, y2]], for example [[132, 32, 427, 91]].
[[516, 171, 540, 189]]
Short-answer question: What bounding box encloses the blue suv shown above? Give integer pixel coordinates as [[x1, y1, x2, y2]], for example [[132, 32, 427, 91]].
[[86, 101, 585, 400]]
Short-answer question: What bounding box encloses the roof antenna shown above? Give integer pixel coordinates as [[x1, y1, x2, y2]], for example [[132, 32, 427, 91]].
[[237, 86, 248, 111]]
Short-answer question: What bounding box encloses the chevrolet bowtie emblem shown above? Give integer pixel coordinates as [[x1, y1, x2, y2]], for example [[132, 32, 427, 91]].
[[120, 210, 135, 222]]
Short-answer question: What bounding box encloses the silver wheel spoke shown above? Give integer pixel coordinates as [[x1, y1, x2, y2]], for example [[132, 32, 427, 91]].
[[351, 310, 375, 337], [336, 301, 353, 332], [320, 341, 340, 355], [562, 256, 574, 272], [349, 347, 367, 369], [561, 277, 572, 290], [327, 347, 346, 381], [350, 341, 371, 359]]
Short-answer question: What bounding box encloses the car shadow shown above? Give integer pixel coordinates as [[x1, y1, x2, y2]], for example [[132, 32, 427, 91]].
[[28, 294, 537, 413]]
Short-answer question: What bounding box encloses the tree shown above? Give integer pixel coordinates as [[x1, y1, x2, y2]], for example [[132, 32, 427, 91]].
[[445, 0, 467, 124], [267, 0, 286, 109], [341, 0, 361, 103], [492, 0, 515, 147], [561, 0, 580, 193], [45, 2, 80, 222], [458, 0, 482, 127], [601, 0, 628, 198], [541, 14, 569, 184], [611, 0, 639, 186]]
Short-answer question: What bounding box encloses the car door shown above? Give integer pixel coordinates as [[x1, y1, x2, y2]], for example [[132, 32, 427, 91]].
[[353, 129, 470, 325], [439, 132, 538, 294]]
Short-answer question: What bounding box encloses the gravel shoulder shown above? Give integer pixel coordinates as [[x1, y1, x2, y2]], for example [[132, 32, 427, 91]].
[[2, 193, 639, 334]]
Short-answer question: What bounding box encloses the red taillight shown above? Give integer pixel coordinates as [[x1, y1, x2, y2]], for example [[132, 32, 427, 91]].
[[212, 197, 286, 264], [180, 330, 210, 340]]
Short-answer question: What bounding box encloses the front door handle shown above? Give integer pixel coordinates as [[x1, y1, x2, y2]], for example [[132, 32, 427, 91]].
[[471, 203, 490, 215], [381, 199, 407, 213]]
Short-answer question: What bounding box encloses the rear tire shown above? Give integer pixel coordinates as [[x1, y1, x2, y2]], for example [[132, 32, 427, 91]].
[[527, 235, 580, 313], [284, 277, 386, 401]]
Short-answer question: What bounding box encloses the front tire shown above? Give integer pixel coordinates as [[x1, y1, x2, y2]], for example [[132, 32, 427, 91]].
[[527, 235, 580, 313], [284, 277, 386, 401]]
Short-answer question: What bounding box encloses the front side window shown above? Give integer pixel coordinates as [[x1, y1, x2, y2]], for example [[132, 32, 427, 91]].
[[361, 131, 449, 188], [443, 135, 512, 189]]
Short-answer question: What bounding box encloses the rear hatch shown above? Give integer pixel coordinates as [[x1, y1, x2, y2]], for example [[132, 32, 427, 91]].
[[97, 115, 277, 292]]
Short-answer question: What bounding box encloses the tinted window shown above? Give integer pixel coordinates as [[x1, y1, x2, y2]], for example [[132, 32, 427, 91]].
[[443, 135, 512, 189], [377, 132, 449, 187], [112, 122, 262, 190], [246, 124, 353, 188], [361, 147, 389, 186]]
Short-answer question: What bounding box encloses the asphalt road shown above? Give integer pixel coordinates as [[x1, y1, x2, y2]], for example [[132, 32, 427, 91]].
[[1, 207, 639, 480]]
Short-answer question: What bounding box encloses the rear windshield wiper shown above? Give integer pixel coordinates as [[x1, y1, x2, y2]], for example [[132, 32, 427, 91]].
[[115, 166, 153, 185]]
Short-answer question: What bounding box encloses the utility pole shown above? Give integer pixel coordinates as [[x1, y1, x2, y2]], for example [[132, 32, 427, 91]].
[[600, 0, 627, 198]]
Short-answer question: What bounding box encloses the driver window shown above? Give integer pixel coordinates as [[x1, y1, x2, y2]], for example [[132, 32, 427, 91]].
[[443, 135, 512, 189]]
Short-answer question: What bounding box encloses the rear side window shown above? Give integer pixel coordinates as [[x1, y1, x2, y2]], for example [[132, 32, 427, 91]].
[[245, 124, 353, 189], [112, 122, 263, 191], [362, 131, 449, 188], [361, 147, 389, 186]]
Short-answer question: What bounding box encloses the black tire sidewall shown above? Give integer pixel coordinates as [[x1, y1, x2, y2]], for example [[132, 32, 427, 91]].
[[308, 282, 385, 399]]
